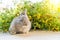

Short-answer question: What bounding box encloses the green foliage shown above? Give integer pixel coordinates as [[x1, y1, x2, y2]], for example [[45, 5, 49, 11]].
[[0, 0, 60, 32]]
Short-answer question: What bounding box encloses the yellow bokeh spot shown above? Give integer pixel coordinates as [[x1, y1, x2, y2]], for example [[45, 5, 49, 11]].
[[36, 13, 41, 19], [29, 16, 32, 20], [57, 8, 60, 12]]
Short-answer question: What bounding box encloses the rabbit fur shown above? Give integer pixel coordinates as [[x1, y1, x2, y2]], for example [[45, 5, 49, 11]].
[[9, 9, 31, 34]]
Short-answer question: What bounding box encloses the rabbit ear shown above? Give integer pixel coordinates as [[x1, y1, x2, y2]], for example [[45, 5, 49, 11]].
[[23, 9, 27, 14], [19, 10, 22, 14]]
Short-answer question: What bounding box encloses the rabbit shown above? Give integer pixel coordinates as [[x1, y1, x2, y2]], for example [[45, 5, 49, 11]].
[[9, 9, 31, 35]]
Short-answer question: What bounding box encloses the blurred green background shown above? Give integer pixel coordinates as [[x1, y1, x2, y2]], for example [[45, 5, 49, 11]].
[[0, 0, 60, 32]]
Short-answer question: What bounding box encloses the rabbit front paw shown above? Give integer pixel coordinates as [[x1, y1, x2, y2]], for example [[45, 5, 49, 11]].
[[9, 30, 16, 35]]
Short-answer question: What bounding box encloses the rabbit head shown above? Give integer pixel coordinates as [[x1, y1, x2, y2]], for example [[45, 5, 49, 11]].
[[20, 9, 27, 16]]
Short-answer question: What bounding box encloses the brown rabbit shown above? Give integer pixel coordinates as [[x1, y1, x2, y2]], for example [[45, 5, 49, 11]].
[[9, 9, 31, 34]]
